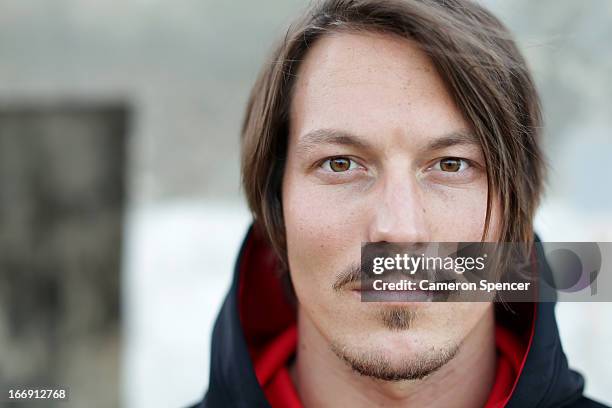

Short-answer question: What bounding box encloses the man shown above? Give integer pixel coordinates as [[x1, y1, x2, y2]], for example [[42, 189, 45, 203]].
[[196, 0, 608, 407]]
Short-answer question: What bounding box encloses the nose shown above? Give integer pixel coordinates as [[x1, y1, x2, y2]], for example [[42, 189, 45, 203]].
[[367, 173, 430, 244]]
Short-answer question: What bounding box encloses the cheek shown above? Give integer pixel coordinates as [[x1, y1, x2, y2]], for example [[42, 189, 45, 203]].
[[284, 183, 343, 250], [283, 181, 342, 290], [282, 172, 364, 300], [423, 183, 491, 241]]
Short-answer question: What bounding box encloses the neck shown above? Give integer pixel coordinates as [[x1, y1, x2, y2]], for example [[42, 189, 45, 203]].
[[290, 305, 496, 408]]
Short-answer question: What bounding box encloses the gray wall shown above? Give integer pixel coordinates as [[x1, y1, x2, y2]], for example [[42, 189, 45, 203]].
[[0, 106, 127, 408]]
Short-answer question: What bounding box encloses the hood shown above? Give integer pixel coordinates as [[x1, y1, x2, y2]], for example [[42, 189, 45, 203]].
[[197, 224, 593, 408]]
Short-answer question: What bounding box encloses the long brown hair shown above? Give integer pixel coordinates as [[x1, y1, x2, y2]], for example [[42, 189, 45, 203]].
[[241, 0, 545, 271]]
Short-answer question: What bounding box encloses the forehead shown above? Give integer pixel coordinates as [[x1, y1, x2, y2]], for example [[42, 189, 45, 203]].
[[289, 31, 470, 149]]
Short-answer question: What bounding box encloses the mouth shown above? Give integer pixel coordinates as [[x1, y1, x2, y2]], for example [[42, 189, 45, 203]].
[[347, 279, 457, 302]]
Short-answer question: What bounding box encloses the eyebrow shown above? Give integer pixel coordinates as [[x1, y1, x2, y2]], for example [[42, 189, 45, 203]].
[[295, 128, 480, 154], [296, 128, 373, 154], [423, 130, 480, 151]]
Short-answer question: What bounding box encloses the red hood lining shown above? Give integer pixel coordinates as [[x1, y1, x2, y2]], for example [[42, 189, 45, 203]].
[[238, 225, 296, 356]]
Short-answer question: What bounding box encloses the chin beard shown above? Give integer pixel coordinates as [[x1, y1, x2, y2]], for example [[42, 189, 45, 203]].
[[330, 307, 460, 381], [379, 307, 418, 331], [331, 341, 459, 381]]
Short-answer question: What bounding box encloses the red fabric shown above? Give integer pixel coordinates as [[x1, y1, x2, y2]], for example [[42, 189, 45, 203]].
[[238, 228, 536, 408], [238, 227, 296, 355], [254, 325, 301, 408], [482, 321, 534, 408]]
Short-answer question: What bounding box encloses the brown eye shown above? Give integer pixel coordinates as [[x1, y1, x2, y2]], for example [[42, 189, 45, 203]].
[[439, 158, 463, 172], [329, 157, 351, 172]]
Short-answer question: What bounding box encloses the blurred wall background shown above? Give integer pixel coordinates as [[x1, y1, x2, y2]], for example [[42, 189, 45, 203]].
[[0, 1, 610, 407], [0, 106, 126, 408]]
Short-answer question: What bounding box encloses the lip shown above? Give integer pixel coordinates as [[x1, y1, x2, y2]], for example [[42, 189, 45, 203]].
[[347, 279, 456, 302], [351, 288, 434, 302]]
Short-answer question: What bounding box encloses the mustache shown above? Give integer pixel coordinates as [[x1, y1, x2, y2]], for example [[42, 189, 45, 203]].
[[332, 261, 462, 291], [333, 263, 362, 291]]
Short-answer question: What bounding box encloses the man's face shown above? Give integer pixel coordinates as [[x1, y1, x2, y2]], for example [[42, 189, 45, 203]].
[[282, 32, 501, 380]]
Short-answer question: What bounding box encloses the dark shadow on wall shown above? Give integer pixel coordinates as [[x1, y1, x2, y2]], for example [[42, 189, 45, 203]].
[[0, 103, 128, 408]]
